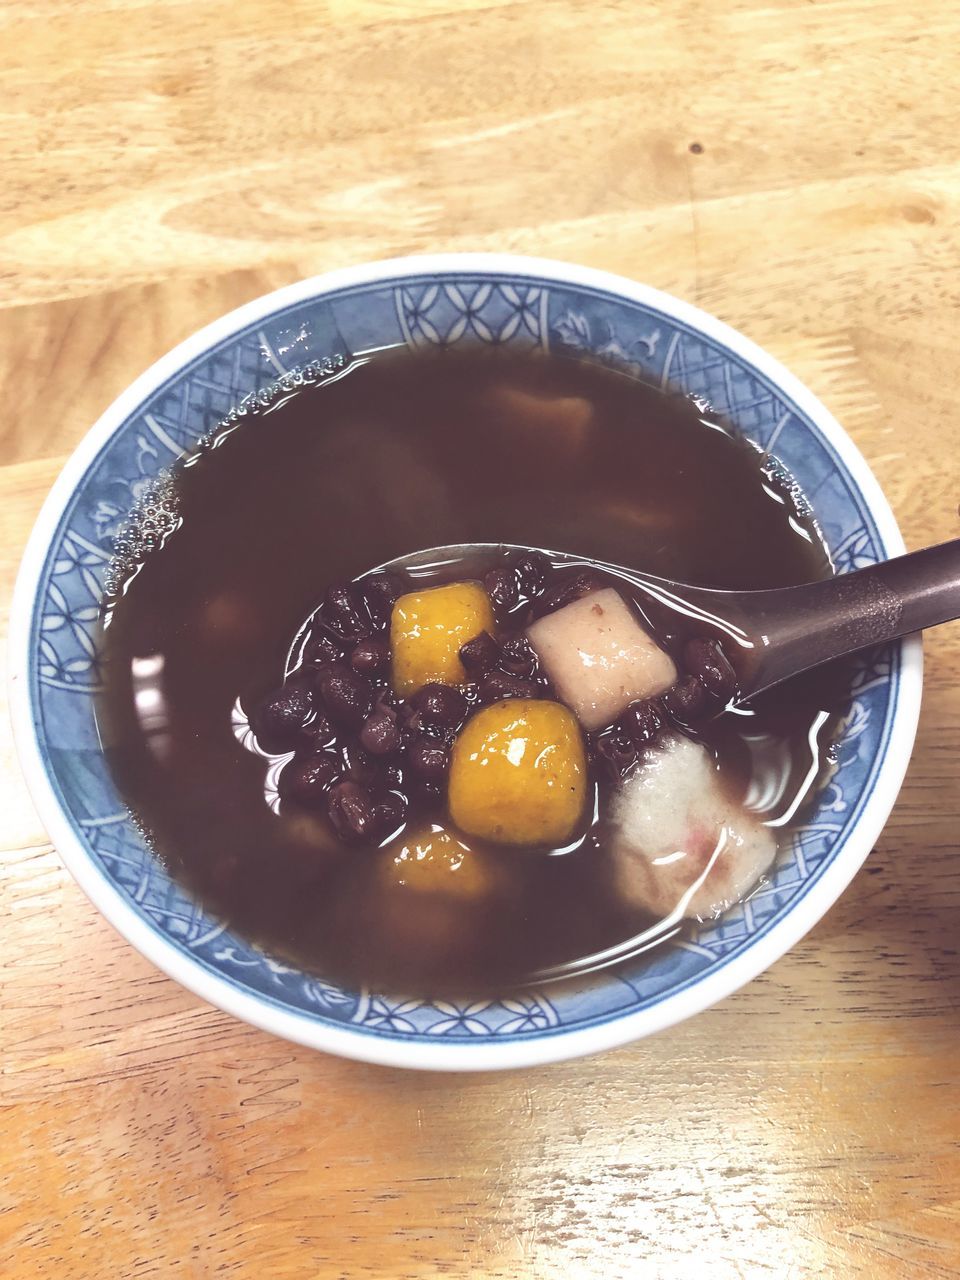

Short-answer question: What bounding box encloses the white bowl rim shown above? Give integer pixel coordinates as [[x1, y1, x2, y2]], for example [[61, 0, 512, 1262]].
[[9, 252, 923, 1070]]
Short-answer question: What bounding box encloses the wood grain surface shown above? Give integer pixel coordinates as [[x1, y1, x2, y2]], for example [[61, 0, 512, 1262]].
[[2, 2, 960, 1276]]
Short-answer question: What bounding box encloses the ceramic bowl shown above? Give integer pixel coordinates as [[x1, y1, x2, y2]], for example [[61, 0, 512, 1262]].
[[10, 255, 922, 1069]]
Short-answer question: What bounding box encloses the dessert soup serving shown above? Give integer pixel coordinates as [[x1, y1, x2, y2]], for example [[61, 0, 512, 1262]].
[[98, 345, 856, 995], [11, 256, 920, 1067]]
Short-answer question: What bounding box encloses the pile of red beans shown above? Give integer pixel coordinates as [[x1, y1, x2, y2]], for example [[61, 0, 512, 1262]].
[[250, 550, 737, 844]]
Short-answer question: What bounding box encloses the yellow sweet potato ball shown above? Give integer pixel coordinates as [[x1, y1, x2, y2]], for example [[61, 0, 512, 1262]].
[[391, 581, 495, 697], [448, 699, 588, 846], [379, 823, 497, 900]]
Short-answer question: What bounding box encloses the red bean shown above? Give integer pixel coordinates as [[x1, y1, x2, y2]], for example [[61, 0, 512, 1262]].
[[253, 681, 316, 749], [618, 699, 663, 747], [498, 635, 538, 678], [513, 550, 550, 595], [322, 583, 372, 642], [350, 637, 390, 679], [483, 567, 519, 611], [360, 706, 402, 756], [279, 753, 340, 806], [362, 572, 404, 629], [406, 739, 449, 783], [412, 682, 467, 731], [318, 664, 373, 728], [303, 632, 342, 666], [684, 637, 737, 701], [534, 570, 602, 617], [327, 780, 377, 843], [459, 630, 500, 674], [593, 729, 638, 782], [662, 674, 708, 724]]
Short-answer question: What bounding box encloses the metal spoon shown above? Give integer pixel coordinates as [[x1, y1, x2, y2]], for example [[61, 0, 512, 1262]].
[[369, 538, 960, 703]]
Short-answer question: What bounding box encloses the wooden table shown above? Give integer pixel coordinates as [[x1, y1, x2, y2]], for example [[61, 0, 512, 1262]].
[[3, 2, 959, 1275]]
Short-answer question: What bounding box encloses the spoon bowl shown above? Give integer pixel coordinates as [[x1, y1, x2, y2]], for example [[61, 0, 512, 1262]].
[[366, 538, 960, 705]]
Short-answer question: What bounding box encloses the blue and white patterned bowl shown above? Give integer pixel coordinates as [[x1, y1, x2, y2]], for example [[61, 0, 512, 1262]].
[[10, 256, 922, 1069]]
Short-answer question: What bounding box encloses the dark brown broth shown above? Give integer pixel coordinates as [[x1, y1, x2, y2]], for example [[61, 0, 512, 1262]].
[[96, 347, 849, 995]]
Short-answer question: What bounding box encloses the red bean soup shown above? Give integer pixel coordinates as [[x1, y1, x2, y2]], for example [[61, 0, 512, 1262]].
[[96, 347, 850, 995]]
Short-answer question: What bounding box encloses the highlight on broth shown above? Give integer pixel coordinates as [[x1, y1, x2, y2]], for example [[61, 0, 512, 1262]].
[[96, 345, 849, 995]]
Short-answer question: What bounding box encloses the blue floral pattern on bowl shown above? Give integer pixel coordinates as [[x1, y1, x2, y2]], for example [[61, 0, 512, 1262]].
[[26, 267, 901, 1044]]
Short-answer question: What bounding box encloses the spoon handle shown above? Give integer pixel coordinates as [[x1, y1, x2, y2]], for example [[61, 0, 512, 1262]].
[[736, 538, 960, 697]]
